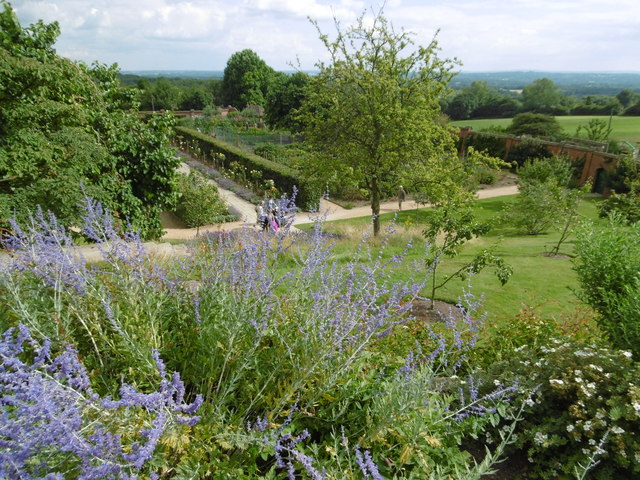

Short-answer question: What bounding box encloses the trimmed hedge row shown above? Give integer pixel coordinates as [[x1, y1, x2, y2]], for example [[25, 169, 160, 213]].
[[174, 126, 320, 210]]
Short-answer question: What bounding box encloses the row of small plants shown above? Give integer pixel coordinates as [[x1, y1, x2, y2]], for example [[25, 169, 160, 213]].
[[1, 192, 639, 478]]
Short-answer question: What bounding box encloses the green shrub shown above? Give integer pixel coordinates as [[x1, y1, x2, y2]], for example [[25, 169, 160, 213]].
[[486, 338, 640, 479], [174, 171, 236, 228], [475, 167, 498, 185], [598, 193, 640, 224], [175, 126, 321, 210], [574, 215, 640, 356]]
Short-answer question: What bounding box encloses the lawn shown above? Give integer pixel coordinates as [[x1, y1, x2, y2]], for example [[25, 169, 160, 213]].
[[451, 115, 640, 144], [297, 195, 606, 326]]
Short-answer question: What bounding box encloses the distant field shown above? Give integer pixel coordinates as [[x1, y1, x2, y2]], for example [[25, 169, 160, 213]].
[[451, 115, 640, 145]]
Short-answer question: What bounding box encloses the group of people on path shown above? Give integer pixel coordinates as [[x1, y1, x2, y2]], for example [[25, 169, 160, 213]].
[[256, 198, 283, 232]]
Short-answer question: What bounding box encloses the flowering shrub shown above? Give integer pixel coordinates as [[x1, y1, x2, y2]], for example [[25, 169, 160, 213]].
[[487, 338, 640, 479], [0, 197, 524, 478], [0, 325, 202, 479]]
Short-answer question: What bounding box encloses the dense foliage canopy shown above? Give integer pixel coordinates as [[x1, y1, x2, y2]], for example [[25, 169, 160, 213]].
[[298, 9, 467, 235], [0, 1, 179, 239]]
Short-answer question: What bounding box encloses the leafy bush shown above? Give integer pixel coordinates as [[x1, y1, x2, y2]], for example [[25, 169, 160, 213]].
[[598, 193, 640, 224], [486, 338, 640, 479], [574, 215, 640, 356], [506, 113, 563, 138], [174, 171, 237, 228], [502, 156, 578, 236]]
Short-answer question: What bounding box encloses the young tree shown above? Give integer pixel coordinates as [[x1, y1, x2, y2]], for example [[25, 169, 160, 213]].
[[298, 8, 460, 236], [423, 199, 512, 310], [503, 156, 575, 235]]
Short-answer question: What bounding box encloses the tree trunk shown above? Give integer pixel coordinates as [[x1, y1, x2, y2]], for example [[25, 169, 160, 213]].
[[371, 176, 381, 236]]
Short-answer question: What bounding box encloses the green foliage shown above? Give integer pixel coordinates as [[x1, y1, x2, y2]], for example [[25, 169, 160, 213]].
[[521, 78, 568, 115], [462, 132, 508, 161], [221, 49, 277, 108], [423, 201, 512, 308], [443, 81, 520, 120], [576, 118, 613, 141], [506, 138, 553, 169], [298, 8, 459, 236], [487, 337, 640, 479], [506, 112, 563, 138], [574, 215, 640, 356], [0, 3, 179, 239], [175, 126, 321, 210], [173, 171, 235, 229], [598, 193, 640, 224], [503, 156, 577, 236], [265, 71, 309, 131]]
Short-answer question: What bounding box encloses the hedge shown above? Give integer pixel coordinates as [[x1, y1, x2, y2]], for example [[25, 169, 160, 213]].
[[174, 126, 321, 210]]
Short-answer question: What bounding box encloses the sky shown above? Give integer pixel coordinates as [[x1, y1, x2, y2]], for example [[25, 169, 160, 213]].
[[9, 0, 640, 73]]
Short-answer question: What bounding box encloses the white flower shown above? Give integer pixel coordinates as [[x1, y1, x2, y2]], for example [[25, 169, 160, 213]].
[[588, 364, 603, 372], [583, 421, 592, 432], [588, 439, 596, 446], [534, 431, 549, 447], [612, 426, 625, 435], [493, 379, 501, 386], [567, 425, 575, 433], [549, 379, 564, 386], [622, 351, 633, 358], [575, 350, 594, 358]]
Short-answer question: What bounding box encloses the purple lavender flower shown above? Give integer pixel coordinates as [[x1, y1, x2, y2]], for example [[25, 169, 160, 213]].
[[0, 325, 202, 479], [355, 446, 384, 480]]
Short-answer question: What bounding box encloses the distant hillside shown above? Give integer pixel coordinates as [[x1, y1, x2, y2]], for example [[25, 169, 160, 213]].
[[122, 70, 225, 79], [119, 70, 640, 96], [450, 71, 640, 95]]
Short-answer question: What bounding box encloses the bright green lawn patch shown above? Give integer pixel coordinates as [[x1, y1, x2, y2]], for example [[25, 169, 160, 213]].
[[451, 115, 640, 144], [297, 195, 606, 325]]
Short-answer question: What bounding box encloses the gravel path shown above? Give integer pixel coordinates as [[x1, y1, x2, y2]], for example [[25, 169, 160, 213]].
[[0, 165, 518, 263], [160, 164, 519, 240]]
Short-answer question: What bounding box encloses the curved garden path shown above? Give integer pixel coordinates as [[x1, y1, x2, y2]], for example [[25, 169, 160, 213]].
[[160, 161, 518, 241]]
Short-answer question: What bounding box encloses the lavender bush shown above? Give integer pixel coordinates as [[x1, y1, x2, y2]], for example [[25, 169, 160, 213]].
[[0, 197, 524, 478], [0, 325, 202, 479]]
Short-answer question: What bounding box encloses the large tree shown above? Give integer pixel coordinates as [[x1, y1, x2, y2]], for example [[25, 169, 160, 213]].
[[521, 78, 567, 114], [220, 49, 276, 108], [298, 9, 461, 236], [0, 1, 179, 239]]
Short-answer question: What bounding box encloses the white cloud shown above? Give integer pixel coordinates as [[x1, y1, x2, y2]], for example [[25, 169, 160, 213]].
[[9, 0, 640, 71]]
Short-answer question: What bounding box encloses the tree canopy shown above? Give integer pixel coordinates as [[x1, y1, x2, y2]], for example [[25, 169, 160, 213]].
[[298, 8, 470, 235], [0, 1, 180, 239], [221, 49, 277, 108]]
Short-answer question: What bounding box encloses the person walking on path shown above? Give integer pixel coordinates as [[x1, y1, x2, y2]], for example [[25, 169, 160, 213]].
[[397, 186, 406, 210]]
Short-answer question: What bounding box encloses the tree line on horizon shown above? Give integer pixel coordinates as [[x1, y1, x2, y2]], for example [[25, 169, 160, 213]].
[[121, 54, 640, 125]]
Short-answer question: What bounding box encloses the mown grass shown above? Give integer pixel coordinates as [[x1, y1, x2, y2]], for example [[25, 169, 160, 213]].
[[451, 115, 640, 144], [297, 195, 607, 326]]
